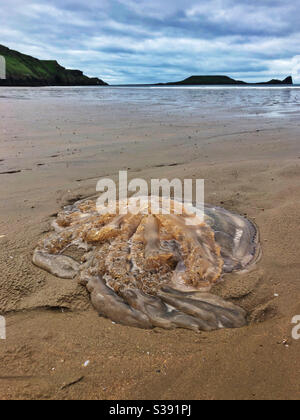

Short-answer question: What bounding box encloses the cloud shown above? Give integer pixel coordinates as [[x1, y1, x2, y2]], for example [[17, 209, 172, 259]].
[[0, 0, 299, 83]]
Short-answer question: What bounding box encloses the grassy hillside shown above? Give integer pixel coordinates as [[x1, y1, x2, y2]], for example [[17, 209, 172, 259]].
[[0, 45, 108, 86]]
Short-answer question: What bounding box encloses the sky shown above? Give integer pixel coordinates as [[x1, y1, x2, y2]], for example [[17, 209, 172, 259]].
[[1, 0, 300, 85]]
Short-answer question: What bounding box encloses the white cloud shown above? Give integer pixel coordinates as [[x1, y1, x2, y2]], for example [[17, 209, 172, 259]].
[[20, 3, 95, 27]]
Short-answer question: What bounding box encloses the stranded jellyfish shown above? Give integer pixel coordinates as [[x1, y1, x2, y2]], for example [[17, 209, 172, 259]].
[[33, 197, 260, 332]]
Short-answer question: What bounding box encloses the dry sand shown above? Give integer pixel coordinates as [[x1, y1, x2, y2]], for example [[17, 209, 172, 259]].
[[0, 96, 299, 400]]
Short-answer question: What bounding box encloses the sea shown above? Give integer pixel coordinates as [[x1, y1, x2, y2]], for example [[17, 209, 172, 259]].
[[1, 85, 300, 119]]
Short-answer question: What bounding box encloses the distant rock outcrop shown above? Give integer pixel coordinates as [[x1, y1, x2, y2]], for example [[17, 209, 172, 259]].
[[160, 75, 293, 86], [257, 76, 293, 85], [0, 45, 108, 87], [162, 75, 246, 86]]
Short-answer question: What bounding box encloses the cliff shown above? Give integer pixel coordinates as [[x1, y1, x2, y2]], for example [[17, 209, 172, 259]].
[[0, 45, 108, 87]]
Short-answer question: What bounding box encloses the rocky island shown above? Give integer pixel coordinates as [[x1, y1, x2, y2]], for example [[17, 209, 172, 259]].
[[160, 75, 293, 86], [0, 45, 108, 86]]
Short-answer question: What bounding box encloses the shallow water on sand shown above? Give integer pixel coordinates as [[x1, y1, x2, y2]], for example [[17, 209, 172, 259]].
[[0, 85, 300, 118]]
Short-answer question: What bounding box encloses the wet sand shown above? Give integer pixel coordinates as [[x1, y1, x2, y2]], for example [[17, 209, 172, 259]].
[[0, 93, 300, 400]]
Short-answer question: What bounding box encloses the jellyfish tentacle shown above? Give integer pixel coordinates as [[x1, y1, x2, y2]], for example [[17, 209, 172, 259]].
[[121, 288, 208, 332], [103, 214, 143, 291], [144, 215, 160, 257], [33, 249, 80, 279], [85, 276, 152, 329], [156, 214, 223, 290], [158, 287, 247, 329], [157, 289, 220, 329], [33, 225, 81, 278], [143, 215, 179, 270]]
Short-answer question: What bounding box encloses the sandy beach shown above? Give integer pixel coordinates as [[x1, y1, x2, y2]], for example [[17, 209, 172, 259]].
[[0, 87, 300, 400]]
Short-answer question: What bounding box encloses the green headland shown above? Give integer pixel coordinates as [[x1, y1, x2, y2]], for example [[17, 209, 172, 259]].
[[0, 45, 108, 86]]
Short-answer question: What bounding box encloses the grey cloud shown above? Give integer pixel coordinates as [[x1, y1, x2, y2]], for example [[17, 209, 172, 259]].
[[0, 0, 300, 83]]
